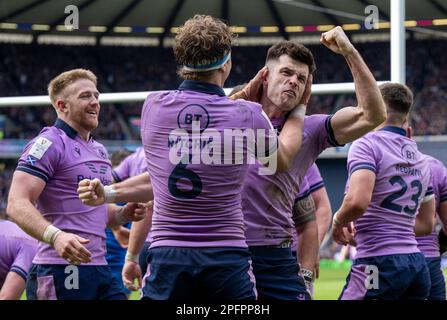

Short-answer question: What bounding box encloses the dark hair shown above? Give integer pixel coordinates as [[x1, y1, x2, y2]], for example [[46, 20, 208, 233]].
[[111, 148, 133, 167], [379, 83, 413, 114], [174, 15, 236, 80], [266, 41, 316, 74]]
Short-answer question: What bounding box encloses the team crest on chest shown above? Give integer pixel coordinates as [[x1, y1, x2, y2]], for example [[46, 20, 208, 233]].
[[96, 147, 107, 159], [73, 144, 81, 158]]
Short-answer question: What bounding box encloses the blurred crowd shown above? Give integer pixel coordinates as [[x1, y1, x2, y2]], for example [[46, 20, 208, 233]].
[[0, 38, 446, 226], [0, 39, 446, 140]]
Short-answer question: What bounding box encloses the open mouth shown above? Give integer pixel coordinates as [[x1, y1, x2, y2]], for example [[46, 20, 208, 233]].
[[86, 110, 98, 116]]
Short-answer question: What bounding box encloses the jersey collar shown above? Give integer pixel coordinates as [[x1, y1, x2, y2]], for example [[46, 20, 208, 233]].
[[379, 125, 407, 137], [178, 80, 226, 97], [54, 118, 77, 139]]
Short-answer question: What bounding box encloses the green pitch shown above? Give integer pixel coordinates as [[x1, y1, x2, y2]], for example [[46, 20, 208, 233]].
[[313, 259, 351, 300]]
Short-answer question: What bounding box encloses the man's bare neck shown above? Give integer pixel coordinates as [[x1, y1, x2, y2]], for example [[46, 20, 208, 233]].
[[260, 94, 287, 118]]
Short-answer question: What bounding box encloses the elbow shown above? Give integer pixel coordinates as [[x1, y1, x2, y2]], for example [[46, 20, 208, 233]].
[[415, 224, 433, 237], [345, 195, 369, 216], [415, 218, 435, 237], [6, 201, 17, 221]]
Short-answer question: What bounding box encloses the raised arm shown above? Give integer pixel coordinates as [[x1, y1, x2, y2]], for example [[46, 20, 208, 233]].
[[321, 27, 386, 145]]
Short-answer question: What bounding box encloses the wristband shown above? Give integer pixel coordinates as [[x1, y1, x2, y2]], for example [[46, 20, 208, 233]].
[[333, 212, 343, 226], [42, 224, 62, 246], [125, 251, 140, 263], [289, 104, 307, 119], [104, 185, 117, 203]]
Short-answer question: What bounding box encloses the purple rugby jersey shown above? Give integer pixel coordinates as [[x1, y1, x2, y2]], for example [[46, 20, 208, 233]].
[[346, 126, 433, 259], [0, 220, 38, 287], [291, 177, 310, 252], [416, 155, 447, 258], [291, 163, 326, 252], [16, 119, 112, 265], [306, 163, 325, 194], [140, 80, 277, 248], [242, 114, 341, 247], [112, 146, 147, 182]]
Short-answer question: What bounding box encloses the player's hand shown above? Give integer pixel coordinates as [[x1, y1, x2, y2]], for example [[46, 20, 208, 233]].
[[122, 260, 142, 291], [320, 26, 355, 56], [229, 66, 267, 102], [332, 220, 355, 246], [53, 231, 92, 265], [112, 226, 130, 248], [298, 74, 313, 106], [77, 178, 106, 206], [343, 222, 357, 246], [119, 202, 148, 223]]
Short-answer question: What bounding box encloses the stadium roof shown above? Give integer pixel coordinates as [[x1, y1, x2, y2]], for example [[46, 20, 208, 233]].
[[1, 0, 447, 46]]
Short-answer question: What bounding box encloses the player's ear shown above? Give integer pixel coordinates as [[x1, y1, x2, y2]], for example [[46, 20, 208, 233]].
[[55, 99, 67, 113], [262, 66, 269, 89]]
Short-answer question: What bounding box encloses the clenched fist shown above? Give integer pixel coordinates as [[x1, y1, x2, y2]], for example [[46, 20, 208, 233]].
[[320, 26, 355, 57]]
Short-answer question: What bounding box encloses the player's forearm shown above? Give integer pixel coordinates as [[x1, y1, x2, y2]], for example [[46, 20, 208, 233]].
[[334, 195, 367, 225], [344, 49, 386, 128], [296, 221, 319, 271], [315, 206, 332, 245], [107, 204, 127, 228], [276, 116, 304, 172], [7, 199, 51, 242], [113, 172, 153, 203], [128, 213, 152, 255]]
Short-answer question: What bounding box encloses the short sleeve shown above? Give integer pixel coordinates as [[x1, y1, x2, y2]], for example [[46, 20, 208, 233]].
[[306, 164, 325, 193], [10, 242, 38, 281], [439, 166, 447, 204], [295, 177, 311, 201], [347, 137, 377, 176], [302, 115, 344, 164], [16, 131, 62, 182], [112, 153, 134, 182]]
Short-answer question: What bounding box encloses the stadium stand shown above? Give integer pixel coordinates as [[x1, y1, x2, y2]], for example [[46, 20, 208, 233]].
[[1, 38, 447, 217], [1, 39, 447, 140]]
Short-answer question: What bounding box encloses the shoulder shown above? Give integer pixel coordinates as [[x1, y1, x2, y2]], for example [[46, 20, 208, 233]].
[[351, 131, 376, 146], [25, 126, 65, 158], [303, 114, 331, 134]]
